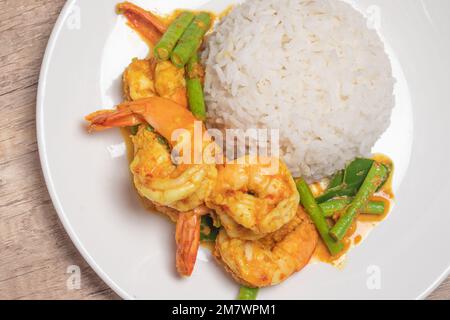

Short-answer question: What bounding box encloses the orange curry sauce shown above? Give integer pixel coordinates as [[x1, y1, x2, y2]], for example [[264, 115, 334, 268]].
[[312, 154, 395, 266]]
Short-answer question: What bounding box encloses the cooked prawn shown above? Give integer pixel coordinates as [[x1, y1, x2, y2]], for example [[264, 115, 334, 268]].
[[154, 61, 188, 107], [215, 206, 318, 287], [123, 58, 157, 101], [206, 155, 299, 240], [85, 97, 217, 212], [123, 58, 188, 107], [118, 3, 188, 107], [86, 97, 217, 277]]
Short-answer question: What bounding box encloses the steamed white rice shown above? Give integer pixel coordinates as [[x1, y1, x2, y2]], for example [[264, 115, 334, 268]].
[[202, 0, 395, 180]]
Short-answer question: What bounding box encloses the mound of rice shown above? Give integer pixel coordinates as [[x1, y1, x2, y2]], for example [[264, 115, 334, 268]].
[[202, 0, 395, 180]]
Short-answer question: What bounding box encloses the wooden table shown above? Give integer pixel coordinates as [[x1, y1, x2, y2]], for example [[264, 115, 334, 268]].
[[0, 0, 448, 300]]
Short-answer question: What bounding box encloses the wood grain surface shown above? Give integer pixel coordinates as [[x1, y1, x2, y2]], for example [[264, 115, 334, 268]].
[[0, 0, 448, 300]]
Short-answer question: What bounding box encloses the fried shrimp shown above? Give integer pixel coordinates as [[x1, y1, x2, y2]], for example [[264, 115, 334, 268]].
[[123, 58, 157, 101], [85, 97, 217, 212], [206, 156, 300, 240], [154, 61, 188, 107], [215, 206, 318, 287], [123, 58, 187, 107], [86, 97, 218, 277]]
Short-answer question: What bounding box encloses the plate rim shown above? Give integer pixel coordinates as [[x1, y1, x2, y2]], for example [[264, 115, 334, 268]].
[[36, 0, 450, 300]]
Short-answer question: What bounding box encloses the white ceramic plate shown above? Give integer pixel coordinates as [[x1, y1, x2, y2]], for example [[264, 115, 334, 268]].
[[37, 0, 450, 299]]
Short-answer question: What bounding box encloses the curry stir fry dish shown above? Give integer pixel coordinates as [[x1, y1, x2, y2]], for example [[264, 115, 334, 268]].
[[84, 1, 395, 299]]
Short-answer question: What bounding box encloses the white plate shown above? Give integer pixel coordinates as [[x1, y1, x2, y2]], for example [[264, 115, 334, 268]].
[[37, 0, 450, 299]]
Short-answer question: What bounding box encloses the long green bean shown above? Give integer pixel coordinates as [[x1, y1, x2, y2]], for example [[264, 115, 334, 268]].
[[154, 12, 195, 60], [238, 286, 259, 300], [296, 178, 344, 256], [330, 162, 388, 241], [171, 13, 211, 68], [186, 54, 206, 120], [319, 199, 385, 217]]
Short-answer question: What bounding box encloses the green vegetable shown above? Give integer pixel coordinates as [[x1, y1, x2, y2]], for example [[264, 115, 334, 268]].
[[200, 215, 219, 242], [330, 162, 388, 241], [186, 54, 206, 120], [376, 162, 392, 192], [157, 135, 170, 150], [328, 170, 344, 189], [317, 158, 376, 203], [364, 201, 386, 215], [296, 178, 344, 256], [187, 80, 206, 120], [319, 199, 385, 217], [154, 12, 195, 61], [238, 286, 259, 300], [145, 124, 169, 149], [129, 125, 140, 135], [171, 13, 212, 68], [186, 52, 203, 78]]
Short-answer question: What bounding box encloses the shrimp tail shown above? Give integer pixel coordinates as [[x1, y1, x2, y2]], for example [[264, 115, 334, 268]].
[[85, 97, 199, 145], [116, 2, 167, 45], [85, 108, 144, 132], [175, 212, 201, 277]]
